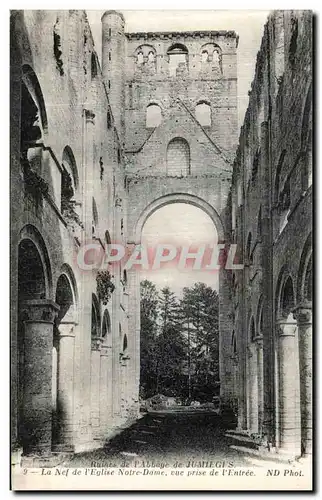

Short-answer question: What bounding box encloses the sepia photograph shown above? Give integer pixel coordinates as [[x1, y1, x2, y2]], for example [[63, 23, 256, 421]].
[[9, 8, 313, 491]]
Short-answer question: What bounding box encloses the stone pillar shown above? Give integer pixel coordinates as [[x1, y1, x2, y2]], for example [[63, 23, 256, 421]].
[[294, 303, 312, 456], [256, 336, 264, 435], [90, 337, 103, 439], [55, 321, 76, 450], [20, 299, 59, 455], [127, 267, 140, 417], [72, 107, 95, 450], [247, 344, 258, 434], [277, 316, 301, 455], [99, 345, 112, 437], [120, 356, 130, 419]]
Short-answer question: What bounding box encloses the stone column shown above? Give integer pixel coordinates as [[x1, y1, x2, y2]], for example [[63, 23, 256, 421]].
[[90, 337, 103, 439], [120, 356, 130, 419], [20, 299, 59, 455], [277, 316, 301, 455], [99, 345, 112, 437], [127, 267, 140, 417], [247, 344, 258, 434], [55, 321, 76, 451], [256, 336, 264, 435], [294, 303, 312, 456]]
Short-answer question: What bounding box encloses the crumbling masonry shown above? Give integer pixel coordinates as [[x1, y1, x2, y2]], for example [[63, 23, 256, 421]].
[[10, 10, 312, 462]]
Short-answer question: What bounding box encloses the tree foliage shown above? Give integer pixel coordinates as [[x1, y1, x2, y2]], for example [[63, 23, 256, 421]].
[[139, 280, 220, 402]]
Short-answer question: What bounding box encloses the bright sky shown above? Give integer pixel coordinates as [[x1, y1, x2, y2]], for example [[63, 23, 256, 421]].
[[141, 204, 219, 296], [86, 10, 269, 296]]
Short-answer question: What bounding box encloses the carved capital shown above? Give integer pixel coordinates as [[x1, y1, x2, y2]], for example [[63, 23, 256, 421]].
[[293, 302, 312, 325], [91, 336, 103, 351], [276, 317, 297, 338], [57, 321, 77, 338], [84, 109, 95, 124], [255, 335, 263, 346], [100, 345, 112, 357], [20, 299, 60, 324]]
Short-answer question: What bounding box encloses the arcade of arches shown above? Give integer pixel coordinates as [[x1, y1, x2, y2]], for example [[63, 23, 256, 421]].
[[11, 9, 312, 464]]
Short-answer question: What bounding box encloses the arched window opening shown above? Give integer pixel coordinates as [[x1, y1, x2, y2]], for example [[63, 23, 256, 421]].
[[213, 49, 220, 64], [92, 197, 98, 235], [91, 294, 101, 338], [213, 49, 220, 68], [281, 276, 295, 318], [279, 178, 290, 234], [289, 16, 299, 69], [231, 198, 236, 232], [167, 138, 190, 176], [105, 230, 111, 245], [148, 51, 155, 63], [257, 206, 262, 239], [274, 150, 286, 206], [123, 334, 128, 353], [231, 332, 237, 355], [250, 317, 256, 342], [146, 103, 162, 128], [304, 255, 312, 302], [257, 300, 264, 337], [20, 81, 42, 162], [201, 50, 208, 63], [61, 146, 79, 221], [137, 51, 144, 64], [251, 148, 261, 182], [200, 44, 222, 72], [246, 233, 253, 266], [21, 65, 48, 135], [195, 101, 211, 127], [18, 239, 46, 301], [102, 310, 111, 339], [167, 43, 188, 77], [55, 274, 74, 324], [107, 110, 112, 129], [91, 53, 98, 79]]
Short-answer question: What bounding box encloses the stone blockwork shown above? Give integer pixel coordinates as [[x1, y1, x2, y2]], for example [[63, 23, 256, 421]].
[[10, 10, 136, 461], [226, 11, 312, 458], [99, 15, 240, 415], [11, 9, 313, 465]]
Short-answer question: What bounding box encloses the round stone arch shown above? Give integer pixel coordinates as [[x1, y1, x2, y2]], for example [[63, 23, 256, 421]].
[[134, 192, 225, 243], [297, 233, 312, 303], [22, 64, 48, 135], [256, 295, 264, 336], [55, 264, 79, 324], [275, 266, 296, 320], [18, 224, 53, 300], [127, 192, 229, 416]]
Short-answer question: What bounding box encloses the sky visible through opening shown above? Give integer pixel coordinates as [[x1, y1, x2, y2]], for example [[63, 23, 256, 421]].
[[141, 203, 218, 296], [86, 10, 269, 296]]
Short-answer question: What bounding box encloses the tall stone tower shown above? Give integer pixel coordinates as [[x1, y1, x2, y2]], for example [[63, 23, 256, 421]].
[[101, 10, 126, 142]]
